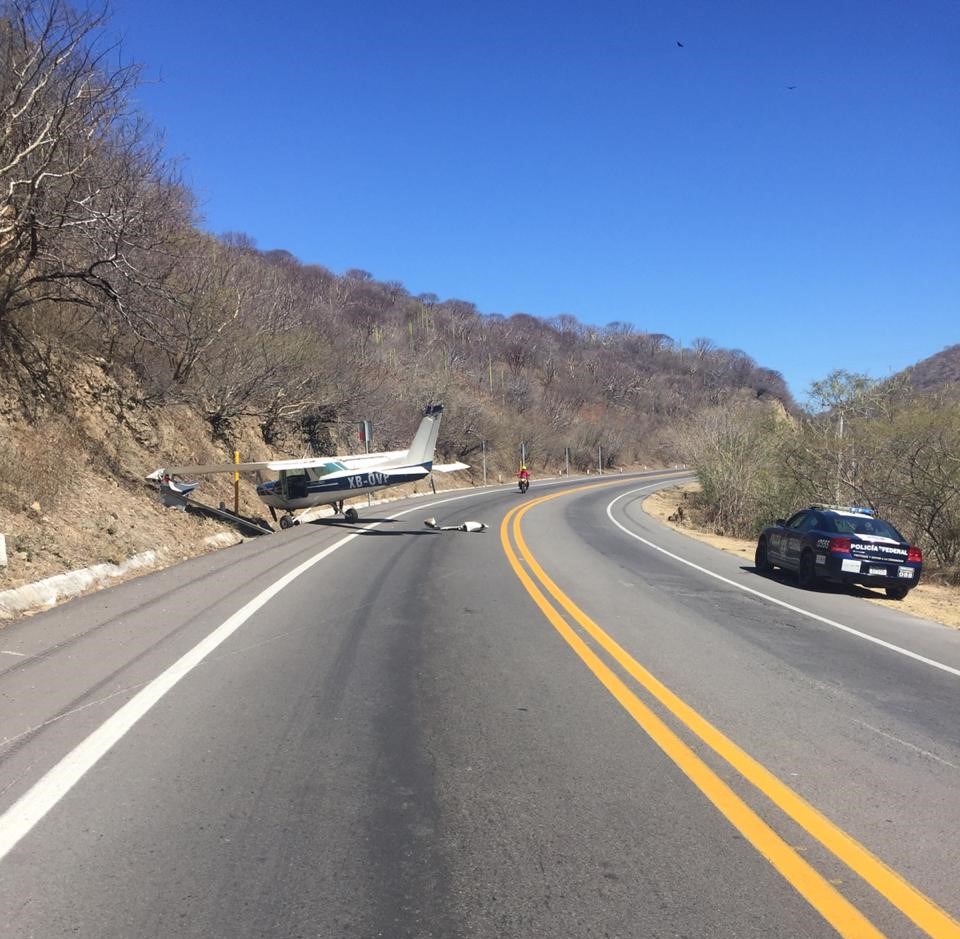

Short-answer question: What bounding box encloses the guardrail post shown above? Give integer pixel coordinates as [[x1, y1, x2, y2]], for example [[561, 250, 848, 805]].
[[234, 450, 240, 515]]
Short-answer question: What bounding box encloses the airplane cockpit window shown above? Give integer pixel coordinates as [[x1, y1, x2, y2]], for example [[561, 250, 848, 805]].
[[311, 461, 348, 478]]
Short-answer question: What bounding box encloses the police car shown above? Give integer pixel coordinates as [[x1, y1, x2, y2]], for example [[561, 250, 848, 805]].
[[754, 505, 922, 599]]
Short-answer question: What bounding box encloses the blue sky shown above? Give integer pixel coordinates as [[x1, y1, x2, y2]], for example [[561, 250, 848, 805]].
[[108, 0, 958, 401]]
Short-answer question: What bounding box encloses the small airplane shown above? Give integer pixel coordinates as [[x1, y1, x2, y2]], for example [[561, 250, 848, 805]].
[[147, 404, 468, 529]]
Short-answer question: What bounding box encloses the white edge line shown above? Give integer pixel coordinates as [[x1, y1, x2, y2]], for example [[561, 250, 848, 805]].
[[0, 487, 494, 863], [606, 486, 960, 680]]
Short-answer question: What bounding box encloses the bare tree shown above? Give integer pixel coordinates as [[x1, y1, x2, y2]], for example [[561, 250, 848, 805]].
[[0, 0, 188, 343]]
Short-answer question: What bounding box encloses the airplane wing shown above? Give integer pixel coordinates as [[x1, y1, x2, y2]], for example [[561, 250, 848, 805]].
[[338, 450, 407, 469], [148, 456, 471, 480], [147, 457, 345, 478]]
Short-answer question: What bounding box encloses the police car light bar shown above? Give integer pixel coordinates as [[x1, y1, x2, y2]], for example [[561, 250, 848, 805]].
[[809, 503, 876, 516]]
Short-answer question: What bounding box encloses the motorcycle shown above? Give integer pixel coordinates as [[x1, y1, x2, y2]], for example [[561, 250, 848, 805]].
[[518, 476, 529, 494]]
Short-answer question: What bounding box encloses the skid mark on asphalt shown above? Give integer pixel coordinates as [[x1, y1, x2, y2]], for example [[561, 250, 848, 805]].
[[851, 719, 959, 771]]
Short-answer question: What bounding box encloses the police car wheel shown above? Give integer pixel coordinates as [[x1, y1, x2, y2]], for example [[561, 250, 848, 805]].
[[797, 550, 817, 589], [755, 539, 773, 573], [884, 584, 910, 601]]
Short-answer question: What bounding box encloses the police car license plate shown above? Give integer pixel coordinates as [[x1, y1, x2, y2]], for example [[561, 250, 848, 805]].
[[868, 566, 887, 576], [897, 567, 914, 579]]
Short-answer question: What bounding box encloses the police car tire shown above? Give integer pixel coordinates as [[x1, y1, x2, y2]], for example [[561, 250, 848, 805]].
[[797, 550, 817, 589], [884, 585, 910, 601], [755, 539, 773, 573]]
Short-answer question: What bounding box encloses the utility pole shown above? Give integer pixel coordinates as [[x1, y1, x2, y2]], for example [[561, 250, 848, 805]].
[[564, 446, 570, 477], [359, 420, 372, 507], [598, 445, 603, 476], [482, 439, 487, 486], [835, 411, 844, 505]]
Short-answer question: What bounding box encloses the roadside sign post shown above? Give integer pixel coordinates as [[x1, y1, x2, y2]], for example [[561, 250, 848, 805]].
[[359, 421, 373, 507], [358, 421, 373, 451]]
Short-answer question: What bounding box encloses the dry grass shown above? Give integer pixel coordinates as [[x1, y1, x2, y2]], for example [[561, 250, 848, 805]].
[[0, 364, 483, 609], [645, 483, 960, 630], [0, 417, 87, 511]]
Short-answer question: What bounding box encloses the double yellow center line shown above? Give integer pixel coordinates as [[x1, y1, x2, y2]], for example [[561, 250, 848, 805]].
[[500, 481, 960, 939]]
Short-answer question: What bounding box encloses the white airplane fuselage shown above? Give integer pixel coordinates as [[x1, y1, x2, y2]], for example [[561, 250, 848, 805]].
[[150, 404, 464, 526], [255, 465, 432, 511]]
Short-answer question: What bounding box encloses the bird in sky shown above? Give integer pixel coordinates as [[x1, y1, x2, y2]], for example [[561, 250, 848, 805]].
[[787, 85, 797, 90], [676, 40, 684, 47]]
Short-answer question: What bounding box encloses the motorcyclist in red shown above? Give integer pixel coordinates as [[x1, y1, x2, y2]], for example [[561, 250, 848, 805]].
[[517, 464, 530, 492]]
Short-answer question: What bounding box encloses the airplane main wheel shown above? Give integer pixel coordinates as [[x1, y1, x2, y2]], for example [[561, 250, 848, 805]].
[[344, 508, 359, 522], [279, 513, 295, 530]]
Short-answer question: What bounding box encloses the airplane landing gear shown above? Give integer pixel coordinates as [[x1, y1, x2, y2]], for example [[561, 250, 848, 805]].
[[279, 513, 296, 530], [332, 500, 359, 523]]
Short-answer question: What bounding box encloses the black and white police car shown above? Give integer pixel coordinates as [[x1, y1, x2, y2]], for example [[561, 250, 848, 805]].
[[754, 505, 922, 599]]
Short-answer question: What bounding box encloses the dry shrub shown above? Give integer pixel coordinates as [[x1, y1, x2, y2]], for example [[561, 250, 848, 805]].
[[0, 417, 86, 511], [673, 401, 801, 538]]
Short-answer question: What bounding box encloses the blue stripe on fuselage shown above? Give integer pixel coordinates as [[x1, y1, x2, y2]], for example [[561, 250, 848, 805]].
[[257, 467, 429, 499]]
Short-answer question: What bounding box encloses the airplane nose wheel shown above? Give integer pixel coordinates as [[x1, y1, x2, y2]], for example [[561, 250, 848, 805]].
[[344, 508, 359, 523], [279, 513, 295, 530]]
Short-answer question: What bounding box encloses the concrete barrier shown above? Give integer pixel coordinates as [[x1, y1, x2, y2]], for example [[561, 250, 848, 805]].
[[0, 550, 161, 619], [0, 532, 243, 620], [0, 478, 490, 620]]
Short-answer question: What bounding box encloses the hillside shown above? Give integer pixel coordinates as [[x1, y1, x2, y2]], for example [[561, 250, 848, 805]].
[[900, 343, 960, 392], [0, 357, 476, 602], [1, 0, 798, 609], [0, 304, 793, 604], [0, 359, 259, 596]]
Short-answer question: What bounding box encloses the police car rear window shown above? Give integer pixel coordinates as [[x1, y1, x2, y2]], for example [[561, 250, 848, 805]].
[[825, 515, 902, 540]]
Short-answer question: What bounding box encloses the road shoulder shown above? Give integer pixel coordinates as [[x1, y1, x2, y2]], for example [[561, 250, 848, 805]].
[[643, 483, 960, 630]]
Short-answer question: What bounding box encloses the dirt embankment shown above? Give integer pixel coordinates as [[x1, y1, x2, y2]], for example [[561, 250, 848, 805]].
[[0, 369, 251, 602], [0, 360, 468, 615], [644, 483, 960, 630]]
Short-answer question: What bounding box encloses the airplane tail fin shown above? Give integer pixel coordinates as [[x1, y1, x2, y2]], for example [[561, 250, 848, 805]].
[[404, 403, 444, 468]]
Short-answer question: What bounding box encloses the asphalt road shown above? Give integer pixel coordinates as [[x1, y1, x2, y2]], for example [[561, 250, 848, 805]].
[[1, 471, 958, 939]]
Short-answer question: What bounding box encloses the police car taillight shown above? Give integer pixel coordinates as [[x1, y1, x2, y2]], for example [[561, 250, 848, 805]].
[[907, 546, 922, 563], [829, 537, 851, 554]]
